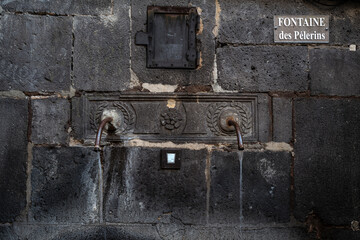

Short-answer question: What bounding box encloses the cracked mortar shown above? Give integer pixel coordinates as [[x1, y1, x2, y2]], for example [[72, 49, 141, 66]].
[[265, 142, 293, 152], [127, 139, 215, 151], [212, 0, 221, 38], [130, 69, 141, 88]]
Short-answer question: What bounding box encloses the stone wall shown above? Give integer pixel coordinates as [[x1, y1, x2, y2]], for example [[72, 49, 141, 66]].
[[1, 0, 359, 239]]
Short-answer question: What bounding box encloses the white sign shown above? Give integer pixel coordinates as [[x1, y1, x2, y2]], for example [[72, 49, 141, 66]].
[[274, 15, 329, 43]]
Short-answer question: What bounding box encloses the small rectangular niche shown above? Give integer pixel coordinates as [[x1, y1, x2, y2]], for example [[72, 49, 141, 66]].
[[135, 6, 200, 69]]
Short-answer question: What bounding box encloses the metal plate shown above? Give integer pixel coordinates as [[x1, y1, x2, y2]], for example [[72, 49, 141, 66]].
[[161, 149, 181, 169], [274, 15, 329, 43], [135, 6, 199, 69]]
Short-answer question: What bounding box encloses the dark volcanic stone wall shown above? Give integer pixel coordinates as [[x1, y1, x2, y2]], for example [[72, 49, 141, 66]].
[[0, 0, 359, 239]]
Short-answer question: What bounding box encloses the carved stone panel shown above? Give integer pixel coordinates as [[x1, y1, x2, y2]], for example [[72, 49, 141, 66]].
[[89, 102, 135, 136], [75, 93, 258, 143]]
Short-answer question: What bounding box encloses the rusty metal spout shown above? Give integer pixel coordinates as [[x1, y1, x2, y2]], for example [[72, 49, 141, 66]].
[[226, 118, 244, 151], [94, 117, 113, 151]]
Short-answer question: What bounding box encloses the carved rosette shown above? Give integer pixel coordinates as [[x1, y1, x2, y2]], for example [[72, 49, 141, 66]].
[[207, 102, 252, 136], [90, 102, 135, 135], [160, 108, 183, 130]]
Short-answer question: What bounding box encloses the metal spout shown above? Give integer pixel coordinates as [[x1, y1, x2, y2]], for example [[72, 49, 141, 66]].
[[94, 117, 113, 151], [226, 117, 244, 151]]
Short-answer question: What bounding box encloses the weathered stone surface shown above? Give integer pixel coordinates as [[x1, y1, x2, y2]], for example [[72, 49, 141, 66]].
[[0, 225, 16, 239], [294, 98, 360, 225], [8, 224, 106, 240], [0, 98, 28, 223], [183, 226, 308, 240], [218, 0, 360, 45], [70, 96, 85, 140], [330, 2, 360, 45], [0, 14, 72, 92], [258, 93, 272, 142], [210, 150, 291, 224], [51, 226, 105, 240], [73, 13, 130, 91], [6, 223, 358, 240], [31, 97, 70, 144], [104, 147, 207, 224], [217, 46, 308, 92], [7, 224, 160, 240], [273, 97, 292, 142], [156, 223, 186, 240], [106, 225, 160, 240], [131, 0, 215, 86], [218, 0, 312, 44], [310, 48, 360, 96], [324, 228, 360, 240], [30, 147, 100, 223], [296, 227, 360, 240], [1, 0, 360, 238], [209, 151, 241, 224], [0, 0, 112, 15], [243, 151, 291, 223]]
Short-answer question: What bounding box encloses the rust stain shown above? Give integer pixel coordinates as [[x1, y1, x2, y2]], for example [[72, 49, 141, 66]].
[[306, 211, 323, 239], [167, 99, 176, 108]]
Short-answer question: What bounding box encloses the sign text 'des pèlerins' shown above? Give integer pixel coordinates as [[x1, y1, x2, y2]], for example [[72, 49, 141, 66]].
[[274, 15, 329, 43]]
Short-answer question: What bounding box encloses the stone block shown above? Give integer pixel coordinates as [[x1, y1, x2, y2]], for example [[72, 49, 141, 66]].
[[218, 0, 360, 45], [156, 223, 186, 240], [70, 96, 85, 140], [130, 0, 215, 87], [106, 225, 160, 240], [104, 147, 207, 224], [273, 97, 292, 142], [243, 151, 291, 223], [0, 98, 28, 223], [8, 224, 106, 240], [209, 150, 290, 224], [183, 226, 308, 240], [0, 225, 16, 239], [217, 46, 308, 92], [209, 151, 241, 224], [50, 226, 105, 240], [0, 0, 112, 15], [324, 228, 360, 240], [0, 14, 72, 92], [310, 48, 360, 96], [6, 223, 163, 240], [330, 2, 360, 45], [31, 97, 70, 144], [73, 13, 130, 91], [218, 0, 313, 44], [295, 227, 360, 240], [294, 98, 360, 225], [258, 93, 272, 142], [29, 147, 100, 223]]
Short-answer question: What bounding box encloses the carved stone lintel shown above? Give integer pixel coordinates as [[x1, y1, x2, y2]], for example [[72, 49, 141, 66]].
[[80, 93, 257, 143]]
